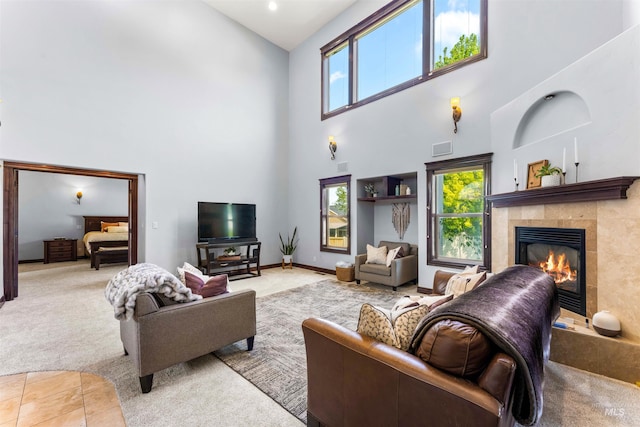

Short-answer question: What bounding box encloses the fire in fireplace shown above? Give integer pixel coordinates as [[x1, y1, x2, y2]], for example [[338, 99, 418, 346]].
[[515, 227, 586, 316]]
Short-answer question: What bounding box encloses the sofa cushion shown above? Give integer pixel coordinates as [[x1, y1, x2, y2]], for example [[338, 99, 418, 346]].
[[184, 271, 229, 298], [414, 319, 493, 378], [445, 271, 487, 298], [385, 246, 402, 267], [365, 244, 388, 265], [357, 302, 430, 351], [177, 261, 203, 284], [358, 263, 391, 276], [379, 241, 410, 256]]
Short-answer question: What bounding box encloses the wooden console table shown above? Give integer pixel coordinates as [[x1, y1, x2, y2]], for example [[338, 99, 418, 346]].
[[196, 241, 261, 279]]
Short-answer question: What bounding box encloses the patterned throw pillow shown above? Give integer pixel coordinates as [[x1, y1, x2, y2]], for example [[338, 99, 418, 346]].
[[357, 302, 431, 351], [365, 244, 388, 265]]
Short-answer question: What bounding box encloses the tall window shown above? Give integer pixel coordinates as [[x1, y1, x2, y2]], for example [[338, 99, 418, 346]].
[[321, 0, 487, 120], [426, 153, 491, 269], [320, 175, 351, 253]]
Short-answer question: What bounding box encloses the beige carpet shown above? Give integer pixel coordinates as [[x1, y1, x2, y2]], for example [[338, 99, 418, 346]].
[[2, 260, 640, 426]]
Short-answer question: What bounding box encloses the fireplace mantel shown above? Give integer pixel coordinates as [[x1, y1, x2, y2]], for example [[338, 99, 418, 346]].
[[486, 177, 639, 208]]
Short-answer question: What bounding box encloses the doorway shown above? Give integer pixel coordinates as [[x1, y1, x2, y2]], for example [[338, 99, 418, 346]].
[[3, 162, 139, 302]]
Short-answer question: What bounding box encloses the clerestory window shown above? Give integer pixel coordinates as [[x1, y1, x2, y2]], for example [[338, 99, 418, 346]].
[[426, 153, 492, 269], [321, 0, 487, 120]]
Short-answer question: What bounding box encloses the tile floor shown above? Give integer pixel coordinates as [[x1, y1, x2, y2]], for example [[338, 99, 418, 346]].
[[0, 371, 125, 427]]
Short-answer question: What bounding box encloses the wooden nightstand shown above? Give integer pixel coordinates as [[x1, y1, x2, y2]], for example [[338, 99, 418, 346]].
[[44, 239, 78, 263]]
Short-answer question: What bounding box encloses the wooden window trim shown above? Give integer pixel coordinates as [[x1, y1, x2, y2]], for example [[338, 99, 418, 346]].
[[426, 153, 492, 270]]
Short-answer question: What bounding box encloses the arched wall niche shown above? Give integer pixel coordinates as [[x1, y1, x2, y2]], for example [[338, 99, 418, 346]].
[[513, 90, 591, 148]]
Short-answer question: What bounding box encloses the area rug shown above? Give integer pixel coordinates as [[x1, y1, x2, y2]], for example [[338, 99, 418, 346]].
[[215, 278, 640, 427], [214, 279, 403, 423]]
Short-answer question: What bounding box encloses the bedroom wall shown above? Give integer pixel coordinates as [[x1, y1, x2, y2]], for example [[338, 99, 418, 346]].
[[0, 1, 290, 279], [18, 171, 129, 261], [287, 0, 629, 283]]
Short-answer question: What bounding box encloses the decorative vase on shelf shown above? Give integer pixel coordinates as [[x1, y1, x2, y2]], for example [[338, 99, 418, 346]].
[[541, 174, 561, 187], [592, 310, 621, 337]]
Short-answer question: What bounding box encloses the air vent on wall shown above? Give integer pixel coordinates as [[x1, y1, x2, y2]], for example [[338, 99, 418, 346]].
[[337, 162, 348, 172], [432, 141, 452, 157]]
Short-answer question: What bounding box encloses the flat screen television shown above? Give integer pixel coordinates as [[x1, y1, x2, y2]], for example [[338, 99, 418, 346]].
[[198, 202, 257, 243]]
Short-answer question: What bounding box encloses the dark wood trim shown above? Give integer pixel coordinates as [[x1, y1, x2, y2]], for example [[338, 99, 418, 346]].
[[486, 177, 640, 208], [320, 175, 352, 255], [2, 161, 139, 302], [426, 153, 493, 270], [292, 263, 336, 276], [0, 295, 4, 309]]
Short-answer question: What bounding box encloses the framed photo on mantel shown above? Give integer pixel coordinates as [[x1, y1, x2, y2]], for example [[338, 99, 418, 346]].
[[527, 160, 548, 189]]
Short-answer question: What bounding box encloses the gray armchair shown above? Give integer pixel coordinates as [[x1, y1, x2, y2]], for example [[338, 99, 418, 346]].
[[354, 241, 418, 291], [120, 288, 256, 393]]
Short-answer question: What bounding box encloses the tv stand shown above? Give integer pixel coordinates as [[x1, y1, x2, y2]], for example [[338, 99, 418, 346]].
[[196, 241, 261, 279]]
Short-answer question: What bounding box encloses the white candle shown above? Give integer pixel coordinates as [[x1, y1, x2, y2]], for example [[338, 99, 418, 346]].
[[514, 159, 518, 181], [574, 137, 579, 164], [562, 148, 566, 172]]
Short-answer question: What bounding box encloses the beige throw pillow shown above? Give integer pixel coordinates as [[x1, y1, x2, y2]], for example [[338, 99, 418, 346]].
[[385, 246, 401, 267], [365, 244, 388, 265], [445, 271, 487, 298]]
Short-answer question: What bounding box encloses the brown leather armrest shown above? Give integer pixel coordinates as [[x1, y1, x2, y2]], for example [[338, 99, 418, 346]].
[[433, 270, 456, 295], [478, 352, 516, 404]]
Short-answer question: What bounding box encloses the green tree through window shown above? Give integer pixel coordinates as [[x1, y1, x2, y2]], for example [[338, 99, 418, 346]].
[[434, 34, 480, 70], [426, 153, 492, 269], [439, 170, 484, 260]]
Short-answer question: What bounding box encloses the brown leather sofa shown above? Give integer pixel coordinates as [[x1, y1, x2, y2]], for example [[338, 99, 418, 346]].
[[120, 288, 256, 393], [354, 241, 418, 291], [302, 270, 518, 427]]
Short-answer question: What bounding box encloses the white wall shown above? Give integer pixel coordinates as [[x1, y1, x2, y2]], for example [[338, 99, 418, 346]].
[[288, 0, 627, 283], [18, 171, 128, 261], [1, 1, 290, 282]]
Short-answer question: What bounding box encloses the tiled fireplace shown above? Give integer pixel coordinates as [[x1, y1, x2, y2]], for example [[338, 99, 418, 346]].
[[489, 178, 640, 383], [515, 226, 586, 316]]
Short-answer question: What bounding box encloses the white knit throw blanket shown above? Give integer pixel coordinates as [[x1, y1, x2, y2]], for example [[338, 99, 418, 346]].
[[105, 263, 201, 320]]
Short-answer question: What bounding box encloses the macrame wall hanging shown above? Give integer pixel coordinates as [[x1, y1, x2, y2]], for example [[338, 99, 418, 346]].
[[392, 203, 410, 240]]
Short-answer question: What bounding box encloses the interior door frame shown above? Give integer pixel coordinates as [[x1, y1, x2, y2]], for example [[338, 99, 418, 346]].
[[3, 161, 139, 302]]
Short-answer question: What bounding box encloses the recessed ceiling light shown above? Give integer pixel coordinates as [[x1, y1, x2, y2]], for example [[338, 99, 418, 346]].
[[268, 1, 278, 11]]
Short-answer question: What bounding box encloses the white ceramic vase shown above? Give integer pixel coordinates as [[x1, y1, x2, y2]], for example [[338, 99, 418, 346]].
[[541, 174, 561, 187], [283, 254, 292, 263], [592, 310, 621, 337]]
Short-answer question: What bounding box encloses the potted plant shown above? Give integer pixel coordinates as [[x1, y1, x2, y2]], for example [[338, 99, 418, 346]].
[[535, 163, 563, 187], [279, 227, 298, 264], [364, 183, 375, 197], [223, 247, 237, 256]]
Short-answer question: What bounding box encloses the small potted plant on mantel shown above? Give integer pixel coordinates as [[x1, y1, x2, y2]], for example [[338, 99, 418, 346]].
[[279, 227, 298, 264], [535, 163, 563, 187]]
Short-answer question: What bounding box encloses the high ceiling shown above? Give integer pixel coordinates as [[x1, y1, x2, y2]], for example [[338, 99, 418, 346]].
[[202, 0, 358, 51]]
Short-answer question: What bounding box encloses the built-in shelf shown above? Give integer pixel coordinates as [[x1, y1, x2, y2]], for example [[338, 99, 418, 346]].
[[486, 177, 640, 208], [358, 194, 416, 202]]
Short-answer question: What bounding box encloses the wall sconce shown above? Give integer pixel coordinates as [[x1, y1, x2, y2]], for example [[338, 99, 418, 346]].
[[450, 97, 462, 133], [76, 190, 83, 205], [328, 135, 337, 160]]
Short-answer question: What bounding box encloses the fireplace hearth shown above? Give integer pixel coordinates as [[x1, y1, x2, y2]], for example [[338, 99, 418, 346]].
[[515, 226, 586, 316]]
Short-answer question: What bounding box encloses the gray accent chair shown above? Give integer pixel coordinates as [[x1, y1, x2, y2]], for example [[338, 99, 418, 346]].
[[354, 241, 418, 291], [120, 288, 256, 393]]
